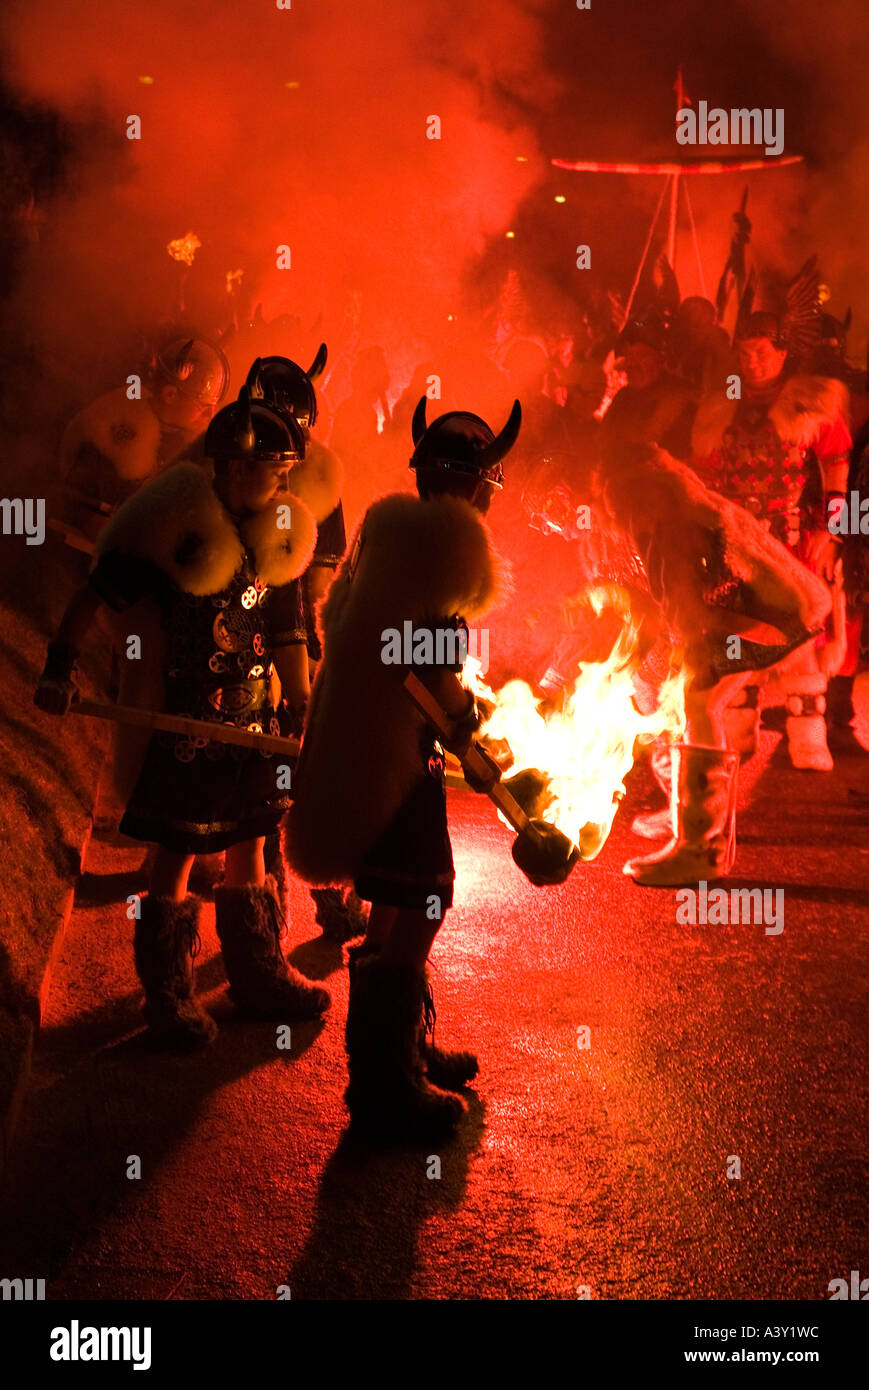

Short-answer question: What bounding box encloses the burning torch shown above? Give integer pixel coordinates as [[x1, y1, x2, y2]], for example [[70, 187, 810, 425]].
[[403, 672, 580, 888]]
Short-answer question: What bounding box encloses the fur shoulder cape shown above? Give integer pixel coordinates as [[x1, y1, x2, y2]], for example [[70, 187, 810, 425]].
[[288, 439, 343, 524], [692, 374, 850, 457], [61, 387, 162, 482], [285, 492, 509, 885], [92, 460, 317, 595]]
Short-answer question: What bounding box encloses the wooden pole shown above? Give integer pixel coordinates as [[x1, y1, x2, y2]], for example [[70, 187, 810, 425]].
[[70, 697, 300, 758]]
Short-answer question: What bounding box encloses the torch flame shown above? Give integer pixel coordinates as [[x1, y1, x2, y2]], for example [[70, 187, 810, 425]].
[[166, 232, 202, 266], [464, 588, 686, 860]]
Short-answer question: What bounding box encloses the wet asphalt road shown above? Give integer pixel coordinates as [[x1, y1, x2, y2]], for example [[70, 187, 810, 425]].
[[0, 725, 866, 1301]]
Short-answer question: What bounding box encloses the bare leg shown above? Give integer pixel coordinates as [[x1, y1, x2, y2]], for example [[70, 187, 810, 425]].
[[224, 837, 265, 888], [150, 847, 194, 901], [686, 671, 755, 746]]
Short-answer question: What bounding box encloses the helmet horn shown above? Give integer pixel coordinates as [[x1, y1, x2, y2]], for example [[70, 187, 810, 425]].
[[479, 400, 522, 469], [411, 395, 428, 445], [235, 386, 256, 453], [245, 357, 265, 398], [307, 343, 328, 380], [174, 339, 195, 375]]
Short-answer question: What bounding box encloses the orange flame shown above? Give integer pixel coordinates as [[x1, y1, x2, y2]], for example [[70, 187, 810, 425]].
[[226, 268, 245, 294], [166, 232, 202, 266], [464, 589, 685, 859]]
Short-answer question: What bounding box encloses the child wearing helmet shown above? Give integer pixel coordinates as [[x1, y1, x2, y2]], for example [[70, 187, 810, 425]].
[[35, 386, 330, 1047]]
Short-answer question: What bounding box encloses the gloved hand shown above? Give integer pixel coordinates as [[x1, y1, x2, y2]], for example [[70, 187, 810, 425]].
[[440, 690, 481, 759], [34, 642, 79, 716]]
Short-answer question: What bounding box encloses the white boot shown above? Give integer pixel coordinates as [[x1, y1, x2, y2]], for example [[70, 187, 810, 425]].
[[785, 675, 833, 771], [624, 744, 738, 886]]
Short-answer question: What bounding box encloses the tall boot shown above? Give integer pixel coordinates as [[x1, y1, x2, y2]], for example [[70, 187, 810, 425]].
[[133, 895, 217, 1047], [311, 886, 369, 943], [723, 686, 760, 758], [631, 742, 673, 840], [785, 675, 833, 771], [345, 955, 466, 1142], [214, 876, 330, 1018], [624, 744, 738, 886], [347, 944, 477, 1091]]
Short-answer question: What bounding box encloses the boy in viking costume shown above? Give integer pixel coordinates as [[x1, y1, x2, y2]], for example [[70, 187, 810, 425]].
[[35, 388, 330, 1046], [244, 348, 367, 940], [286, 397, 520, 1141]]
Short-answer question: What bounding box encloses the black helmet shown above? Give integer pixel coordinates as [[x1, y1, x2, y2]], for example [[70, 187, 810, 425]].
[[244, 344, 327, 429], [204, 386, 306, 463], [409, 398, 521, 487]]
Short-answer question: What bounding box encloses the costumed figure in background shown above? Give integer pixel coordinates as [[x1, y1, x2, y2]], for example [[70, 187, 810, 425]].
[[286, 398, 519, 1142], [601, 315, 697, 461], [55, 337, 230, 547], [522, 438, 830, 886], [35, 388, 329, 1047], [692, 306, 851, 770], [245, 345, 369, 939]]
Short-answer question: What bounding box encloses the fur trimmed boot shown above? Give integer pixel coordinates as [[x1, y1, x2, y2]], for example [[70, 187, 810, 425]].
[[346, 944, 476, 1090], [345, 955, 466, 1142], [631, 742, 673, 840], [311, 886, 369, 943], [420, 976, 478, 1091], [785, 675, 833, 771], [214, 877, 330, 1018], [133, 895, 217, 1047], [723, 686, 760, 758], [624, 744, 738, 886]]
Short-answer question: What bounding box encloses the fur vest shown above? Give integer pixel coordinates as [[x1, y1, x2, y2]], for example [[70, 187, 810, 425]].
[[92, 460, 317, 594], [692, 374, 849, 458], [285, 492, 509, 885]]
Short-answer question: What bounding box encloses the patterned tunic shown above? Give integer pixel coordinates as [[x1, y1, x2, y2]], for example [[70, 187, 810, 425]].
[[695, 381, 851, 550], [90, 546, 306, 852]]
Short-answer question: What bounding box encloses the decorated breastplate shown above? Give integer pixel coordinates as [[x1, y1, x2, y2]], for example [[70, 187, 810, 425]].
[[164, 555, 281, 740], [718, 400, 809, 543]]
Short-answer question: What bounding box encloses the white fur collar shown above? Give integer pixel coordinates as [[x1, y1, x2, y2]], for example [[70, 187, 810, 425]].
[[93, 461, 317, 595]]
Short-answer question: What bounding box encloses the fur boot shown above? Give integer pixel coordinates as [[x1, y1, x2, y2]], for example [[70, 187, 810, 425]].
[[133, 895, 217, 1047], [785, 675, 833, 771], [723, 687, 760, 758], [311, 886, 369, 943], [345, 955, 466, 1141], [346, 943, 476, 1089], [624, 745, 738, 886], [214, 877, 330, 1018]]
